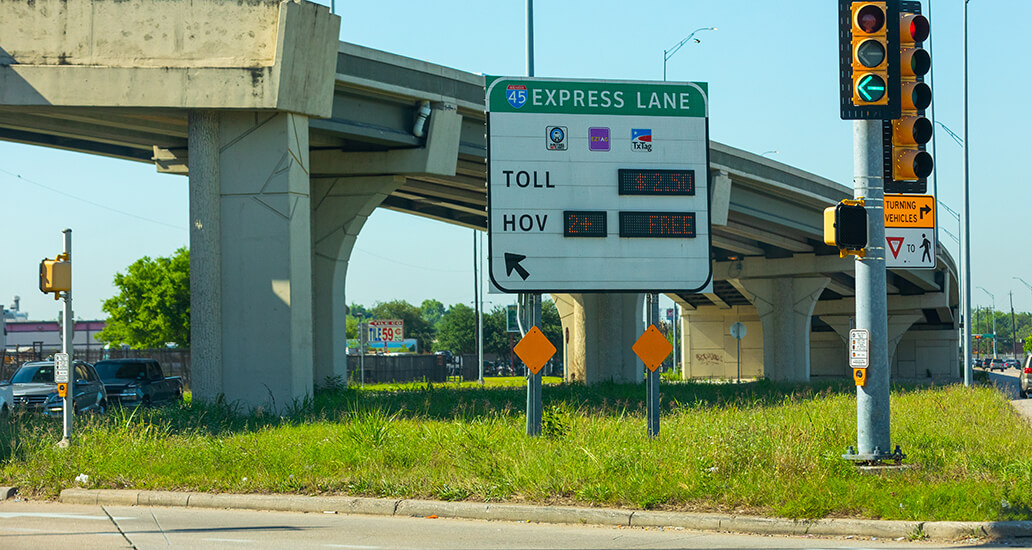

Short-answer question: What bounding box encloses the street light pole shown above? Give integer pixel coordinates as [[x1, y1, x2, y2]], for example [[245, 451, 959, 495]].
[[978, 287, 997, 359], [663, 27, 716, 81], [961, 0, 973, 386]]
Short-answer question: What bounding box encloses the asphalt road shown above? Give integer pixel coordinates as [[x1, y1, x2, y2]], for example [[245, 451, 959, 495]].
[[0, 500, 1003, 550]]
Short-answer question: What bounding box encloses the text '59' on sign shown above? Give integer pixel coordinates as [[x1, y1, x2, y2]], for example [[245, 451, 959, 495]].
[[485, 76, 712, 294]]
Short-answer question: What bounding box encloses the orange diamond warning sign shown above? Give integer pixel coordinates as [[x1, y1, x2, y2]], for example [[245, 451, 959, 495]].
[[633, 324, 673, 372], [514, 326, 556, 375]]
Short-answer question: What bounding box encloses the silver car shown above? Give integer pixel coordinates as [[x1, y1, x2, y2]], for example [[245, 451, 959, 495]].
[[8, 361, 108, 415]]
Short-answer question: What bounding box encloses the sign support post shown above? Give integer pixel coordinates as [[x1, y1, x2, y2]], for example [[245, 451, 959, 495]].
[[645, 294, 660, 439], [523, 293, 543, 436]]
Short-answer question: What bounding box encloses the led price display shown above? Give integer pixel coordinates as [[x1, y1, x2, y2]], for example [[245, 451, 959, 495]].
[[619, 212, 696, 238], [618, 169, 695, 196], [564, 211, 607, 237]]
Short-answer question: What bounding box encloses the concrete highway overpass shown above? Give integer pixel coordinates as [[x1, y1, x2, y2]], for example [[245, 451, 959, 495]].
[[0, 0, 958, 409]]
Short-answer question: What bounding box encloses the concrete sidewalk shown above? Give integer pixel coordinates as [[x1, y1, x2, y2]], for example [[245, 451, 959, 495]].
[[44, 488, 1031, 541]]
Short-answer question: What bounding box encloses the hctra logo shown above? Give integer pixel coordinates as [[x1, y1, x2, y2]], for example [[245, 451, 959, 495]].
[[506, 85, 528, 109], [631, 129, 652, 152]]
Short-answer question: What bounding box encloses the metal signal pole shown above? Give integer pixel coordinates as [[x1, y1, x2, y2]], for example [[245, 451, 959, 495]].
[[523, 0, 542, 436], [59, 229, 74, 447], [853, 120, 891, 460]]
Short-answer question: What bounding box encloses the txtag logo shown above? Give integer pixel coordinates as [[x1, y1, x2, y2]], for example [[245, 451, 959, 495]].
[[588, 127, 610, 151], [546, 126, 567, 151], [631, 129, 652, 152]]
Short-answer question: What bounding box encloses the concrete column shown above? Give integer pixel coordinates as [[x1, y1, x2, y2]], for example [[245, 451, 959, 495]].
[[310, 175, 404, 386], [819, 312, 922, 378], [553, 293, 644, 384], [886, 313, 923, 374], [680, 305, 762, 379], [188, 111, 313, 411], [738, 277, 828, 382], [188, 111, 223, 400]]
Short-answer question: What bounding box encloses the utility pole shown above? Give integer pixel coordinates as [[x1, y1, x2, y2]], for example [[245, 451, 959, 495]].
[[1011, 291, 1018, 359]]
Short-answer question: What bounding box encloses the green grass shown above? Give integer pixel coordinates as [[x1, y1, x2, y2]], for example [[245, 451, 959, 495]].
[[2, 379, 1030, 522]]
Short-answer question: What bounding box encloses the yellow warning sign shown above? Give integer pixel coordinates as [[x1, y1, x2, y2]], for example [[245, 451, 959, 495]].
[[884, 194, 935, 228], [514, 326, 556, 375], [633, 325, 674, 372]]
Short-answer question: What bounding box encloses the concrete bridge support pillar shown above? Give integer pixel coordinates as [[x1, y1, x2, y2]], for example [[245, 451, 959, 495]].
[[738, 277, 829, 382], [553, 293, 644, 384], [310, 175, 405, 387], [679, 306, 763, 379], [188, 111, 313, 411], [821, 313, 922, 377]]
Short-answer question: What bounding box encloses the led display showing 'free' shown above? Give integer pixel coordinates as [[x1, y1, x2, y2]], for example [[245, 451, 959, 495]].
[[619, 212, 696, 238]]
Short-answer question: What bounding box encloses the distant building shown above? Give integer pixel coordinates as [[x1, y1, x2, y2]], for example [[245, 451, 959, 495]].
[[4, 319, 106, 351]]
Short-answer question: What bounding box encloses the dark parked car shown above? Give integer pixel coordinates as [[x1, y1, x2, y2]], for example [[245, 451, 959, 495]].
[[93, 359, 183, 407], [9, 360, 108, 415]]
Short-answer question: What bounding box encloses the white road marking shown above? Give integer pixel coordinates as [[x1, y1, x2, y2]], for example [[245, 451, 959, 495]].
[[202, 538, 256, 543], [0, 512, 135, 521], [0, 527, 43, 532]]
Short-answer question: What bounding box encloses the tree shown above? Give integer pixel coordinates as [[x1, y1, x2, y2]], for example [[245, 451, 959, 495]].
[[434, 303, 475, 353], [421, 299, 447, 329], [97, 247, 190, 348], [370, 300, 434, 353]]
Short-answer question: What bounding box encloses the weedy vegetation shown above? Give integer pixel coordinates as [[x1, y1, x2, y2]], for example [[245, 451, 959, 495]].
[[1, 377, 1030, 521]]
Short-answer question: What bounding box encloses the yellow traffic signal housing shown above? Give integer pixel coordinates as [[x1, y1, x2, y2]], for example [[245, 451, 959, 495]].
[[885, 4, 932, 193], [39, 257, 71, 296], [840, 1, 900, 119], [824, 199, 868, 258], [850, 2, 890, 106]]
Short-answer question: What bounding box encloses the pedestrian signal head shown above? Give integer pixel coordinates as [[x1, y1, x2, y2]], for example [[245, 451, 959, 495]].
[[824, 200, 868, 258], [39, 257, 71, 297]]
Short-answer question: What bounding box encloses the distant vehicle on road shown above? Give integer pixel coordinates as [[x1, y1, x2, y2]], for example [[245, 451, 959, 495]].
[[989, 358, 1006, 372], [93, 359, 183, 407], [1021, 355, 1032, 399], [1006, 359, 1021, 369], [8, 360, 108, 415]]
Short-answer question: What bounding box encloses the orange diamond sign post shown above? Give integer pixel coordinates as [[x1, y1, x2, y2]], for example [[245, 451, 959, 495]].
[[634, 324, 672, 439], [514, 326, 557, 375], [514, 325, 556, 436]]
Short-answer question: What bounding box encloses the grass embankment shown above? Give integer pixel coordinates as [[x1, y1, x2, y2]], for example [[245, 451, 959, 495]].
[[1, 379, 1030, 522]]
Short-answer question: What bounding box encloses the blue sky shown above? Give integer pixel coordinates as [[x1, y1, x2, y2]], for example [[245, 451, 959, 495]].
[[1, 0, 1028, 321]]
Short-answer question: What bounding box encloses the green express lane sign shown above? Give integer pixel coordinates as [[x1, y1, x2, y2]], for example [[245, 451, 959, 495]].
[[486, 77, 712, 293]]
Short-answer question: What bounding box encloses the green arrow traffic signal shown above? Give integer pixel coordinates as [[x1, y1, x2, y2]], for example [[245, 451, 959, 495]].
[[857, 74, 886, 102]]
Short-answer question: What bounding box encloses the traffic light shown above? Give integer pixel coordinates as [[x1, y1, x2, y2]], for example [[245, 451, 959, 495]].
[[39, 256, 70, 297], [884, 2, 931, 194], [839, 1, 900, 120], [824, 199, 868, 258]]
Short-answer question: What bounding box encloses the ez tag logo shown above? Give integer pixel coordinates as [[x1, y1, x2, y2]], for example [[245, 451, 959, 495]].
[[506, 85, 528, 109]]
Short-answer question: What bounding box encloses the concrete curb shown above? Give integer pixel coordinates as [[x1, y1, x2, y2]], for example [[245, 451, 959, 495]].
[[0, 487, 15, 500], [57, 488, 1032, 541]]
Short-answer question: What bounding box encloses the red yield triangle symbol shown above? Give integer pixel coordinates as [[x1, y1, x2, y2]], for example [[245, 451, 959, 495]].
[[886, 237, 904, 259]]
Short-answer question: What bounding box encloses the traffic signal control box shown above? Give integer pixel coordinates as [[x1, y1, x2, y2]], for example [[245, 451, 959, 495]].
[[839, 0, 901, 119], [824, 200, 868, 257], [39, 257, 71, 295]]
